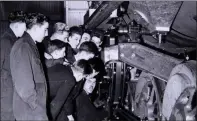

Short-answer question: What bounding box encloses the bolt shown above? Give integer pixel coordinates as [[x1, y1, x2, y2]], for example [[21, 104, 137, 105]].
[[159, 34, 162, 45], [185, 104, 192, 111], [120, 53, 125, 57], [186, 55, 189, 60], [131, 53, 136, 58]]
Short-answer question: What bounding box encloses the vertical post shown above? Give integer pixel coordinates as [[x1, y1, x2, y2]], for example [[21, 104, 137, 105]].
[[64, 1, 69, 25], [158, 33, 162, 46], [0, 2, 5, 20]]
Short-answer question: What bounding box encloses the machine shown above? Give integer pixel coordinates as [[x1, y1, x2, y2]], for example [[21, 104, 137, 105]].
[[84, 1, 196, 121]]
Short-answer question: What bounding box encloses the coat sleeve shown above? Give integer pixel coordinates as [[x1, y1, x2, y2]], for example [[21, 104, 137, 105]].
[[1, 38, 10, 71], [45, 58, 64, 68], [50, 78, 76, 120], [62, 96, 74, 115], [10, 43, 37, 109]]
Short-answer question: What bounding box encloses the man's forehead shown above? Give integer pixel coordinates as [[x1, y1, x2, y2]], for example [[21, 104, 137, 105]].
[[63, 31, 69, 34], [92, 36, 100, 40], [83, 33, 90, 36], [17, 21, 26, 24], [72, 33, 81, 37]]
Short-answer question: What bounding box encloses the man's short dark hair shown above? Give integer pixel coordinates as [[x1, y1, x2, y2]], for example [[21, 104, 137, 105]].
[[74, 59, 93, 75], [83, 29, 92, 36], [88, 57, 106, 81], [91, 29, 104, 41], [46, 39, 66, 54], [53, 22, 68, 33], [88, 57, 106, 76], [26, 13, 49, 29], [8, 11, 26, 23], [69, 26, 83, 37], [79, 41, 98, 55]]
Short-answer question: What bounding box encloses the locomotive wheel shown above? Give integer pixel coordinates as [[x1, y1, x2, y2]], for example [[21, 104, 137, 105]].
[[134, 72, 165, 120], [169, 89, 196, 121], [162, 60, 196, 120]]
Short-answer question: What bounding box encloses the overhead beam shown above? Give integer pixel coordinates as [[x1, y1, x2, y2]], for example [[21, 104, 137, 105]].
[[84, 1, 122, 29]]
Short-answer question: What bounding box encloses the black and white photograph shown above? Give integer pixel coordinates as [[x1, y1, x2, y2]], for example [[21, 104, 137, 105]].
[[0, 1, 196, 121]]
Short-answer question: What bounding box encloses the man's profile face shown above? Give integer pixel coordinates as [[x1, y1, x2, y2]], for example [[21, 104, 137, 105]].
[[69, 33, 81, 48], [91, 36, 102, 47], [51, 47, 66, 59], [63, 31, 69, 40], [83, 78, 96, 94], [57, 31, 69, 43], [81, 33, 91, 43], [35, 22, 49, 43], [16, 22, 26, 37], [62, 31, 69, 43]]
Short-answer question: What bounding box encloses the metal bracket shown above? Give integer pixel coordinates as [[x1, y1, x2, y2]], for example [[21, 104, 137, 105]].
[[119, 43, 182, 81]]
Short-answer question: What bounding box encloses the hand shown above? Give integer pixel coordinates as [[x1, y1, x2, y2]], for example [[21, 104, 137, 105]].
[[44, 52, 52, 59], [28, 98, 37, 109], [27, 92, 37, 110], [88, 78, 96, 82], [94, 100, 105, 108], [86, 70, 99, 80], [63, 58, 70, 65], [67, 115, 74, 121]]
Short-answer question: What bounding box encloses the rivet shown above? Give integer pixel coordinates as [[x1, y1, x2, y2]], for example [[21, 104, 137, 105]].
[[120, 53, 125, 57], [131, 53, 136, 58]]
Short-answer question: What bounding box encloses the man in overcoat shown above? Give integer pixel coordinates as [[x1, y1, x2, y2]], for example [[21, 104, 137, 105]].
[[0, 11, 26, 121], [10, 13, 49, 120]]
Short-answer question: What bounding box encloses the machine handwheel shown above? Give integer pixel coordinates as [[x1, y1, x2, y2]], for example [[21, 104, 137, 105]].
[[134, 72, 165, 120], [169, 88, 196, 121], [162, 60, 196, 120]]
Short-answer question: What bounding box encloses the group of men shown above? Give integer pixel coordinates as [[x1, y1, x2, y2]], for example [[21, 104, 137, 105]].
[[1, 11, 106, 121]]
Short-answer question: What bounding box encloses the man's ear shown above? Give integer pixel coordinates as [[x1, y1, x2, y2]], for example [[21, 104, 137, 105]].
[[100, 41, 103, 45], [68, 36, 72, 41], [31, 25, 37, 31]]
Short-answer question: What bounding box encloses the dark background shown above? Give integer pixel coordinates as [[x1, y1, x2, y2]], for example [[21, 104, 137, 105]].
[[0, 1, 65, 36]]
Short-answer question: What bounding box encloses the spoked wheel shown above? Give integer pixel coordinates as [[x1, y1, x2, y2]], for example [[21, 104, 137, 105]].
[[169, 88, 196, 121], [134, 72, 165, 120], [162, 60, 196, 121]]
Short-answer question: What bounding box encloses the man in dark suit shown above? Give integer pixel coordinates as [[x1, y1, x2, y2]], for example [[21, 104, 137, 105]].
[[10, 13, 49, 120], [49, 59, 93, 121], [61, 57, 106, 121], [0, 11, 26, 121]]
